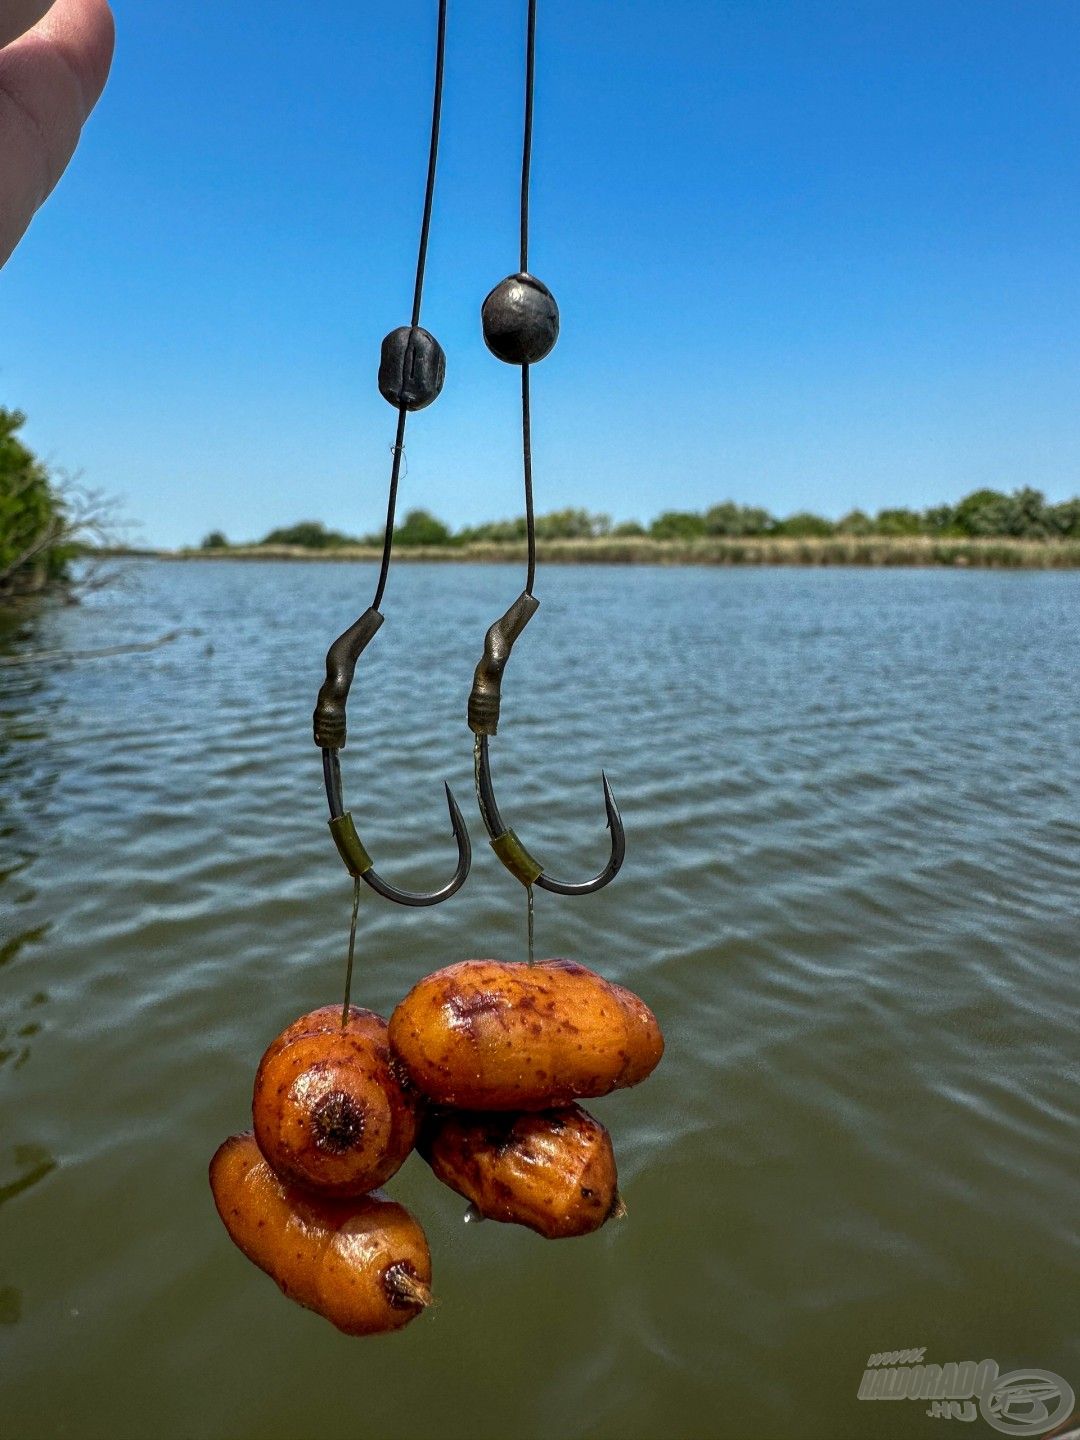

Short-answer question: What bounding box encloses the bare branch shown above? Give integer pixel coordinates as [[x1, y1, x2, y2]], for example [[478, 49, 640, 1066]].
[[0, 628, 200, 667]]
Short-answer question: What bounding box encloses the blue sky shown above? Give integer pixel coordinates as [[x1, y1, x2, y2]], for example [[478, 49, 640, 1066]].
[[1, 0, 1078, 547]]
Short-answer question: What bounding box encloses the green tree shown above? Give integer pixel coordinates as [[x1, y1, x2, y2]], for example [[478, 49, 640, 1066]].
[[873, 507, 923, 536], [260, 521, 355, 549], [456, 515, 528, 545], [1005, 487, 1054, 538], [534, 508, 611, 540], [0, 408, 76, 600], [703, 501, 774, 536], [836, 509, 874, 535], [922, 503, 956, 534], [773, 511, 835, 538], [201, 529, 229, 549], [650, 510, 708, 540], [950, 489, 1013, 537], [1049, 498, 1080, 537], [394, 508, 452, 546]]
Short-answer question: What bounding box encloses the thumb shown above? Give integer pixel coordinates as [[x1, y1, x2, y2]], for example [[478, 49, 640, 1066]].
[[0, 2, 54, 50], [0, 0, 114, 267]]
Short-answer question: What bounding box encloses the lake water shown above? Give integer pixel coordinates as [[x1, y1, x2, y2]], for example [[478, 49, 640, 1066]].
[[1, 560, 1077, 1440]]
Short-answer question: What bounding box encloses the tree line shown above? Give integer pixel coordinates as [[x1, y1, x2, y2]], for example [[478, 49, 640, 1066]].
[[201, 486, 1080, 551]]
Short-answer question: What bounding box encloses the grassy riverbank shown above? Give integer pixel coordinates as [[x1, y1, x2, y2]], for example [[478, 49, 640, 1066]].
[[124, 536, 1080, 567]]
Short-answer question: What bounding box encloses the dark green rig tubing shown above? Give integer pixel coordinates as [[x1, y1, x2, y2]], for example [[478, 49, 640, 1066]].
[[490, 827, 543, 887], [329, 812, 374, 879]]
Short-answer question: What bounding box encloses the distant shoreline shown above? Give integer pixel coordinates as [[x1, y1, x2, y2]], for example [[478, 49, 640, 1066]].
[[102, 537, 1080, 569]]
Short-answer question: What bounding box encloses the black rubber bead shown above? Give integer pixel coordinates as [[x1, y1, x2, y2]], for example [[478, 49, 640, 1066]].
[[378, 326, 446, 411], [481, 273, 560, 365]]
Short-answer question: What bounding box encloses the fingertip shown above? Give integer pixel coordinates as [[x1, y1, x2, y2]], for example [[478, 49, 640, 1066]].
[[81, 0, 115, 103], [0, 0, 116, 264], [36, 0, 115, 113]]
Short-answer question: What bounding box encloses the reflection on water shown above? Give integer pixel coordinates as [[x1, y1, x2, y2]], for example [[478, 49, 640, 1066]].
[[0, 560, 1077, 1440], [0, 619, 58, 1327], [0, 1145, 57, 1208], [1, 616, 58, 1256], [1, 613, 56, 1130]]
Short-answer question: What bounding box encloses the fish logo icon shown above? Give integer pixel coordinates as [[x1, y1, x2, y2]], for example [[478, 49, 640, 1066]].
[[980, 1368, 1076, 1437]]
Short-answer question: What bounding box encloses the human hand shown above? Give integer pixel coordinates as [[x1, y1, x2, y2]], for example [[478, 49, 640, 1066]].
[[0, 0, 113, 266]]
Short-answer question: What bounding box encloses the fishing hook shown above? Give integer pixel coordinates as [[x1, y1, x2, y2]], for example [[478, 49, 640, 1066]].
[[308, 0, 471, 909], [315, 606, 471, 908], [467, 592, 625, 897], [462, 4, 625, 899]]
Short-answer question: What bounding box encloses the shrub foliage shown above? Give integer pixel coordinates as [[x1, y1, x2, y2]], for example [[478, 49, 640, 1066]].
[[244, 487, 1080, 549]]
